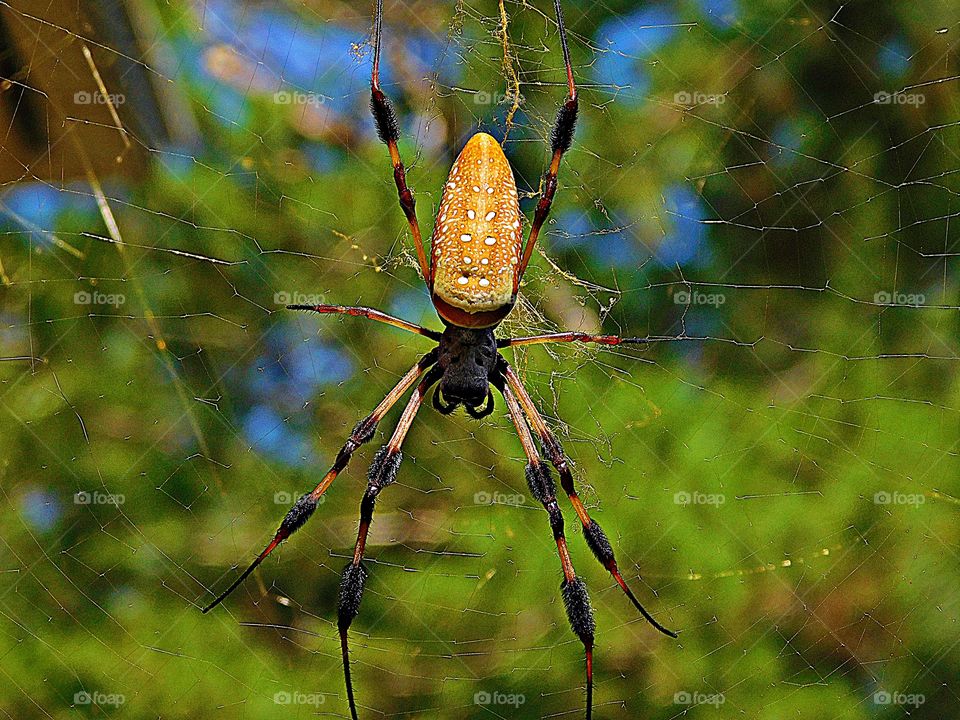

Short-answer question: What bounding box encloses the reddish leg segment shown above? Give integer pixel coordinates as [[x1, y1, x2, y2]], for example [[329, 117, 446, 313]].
[[499, 331, 647, 349], [516, 0, 579, 282], [502, 363, 677, 638], [370, 0, 431, 283], [290, 303, 440, 340], [336, 365, 441, 720], [201, 350, 437, 614], [499, 379, 596, 718]]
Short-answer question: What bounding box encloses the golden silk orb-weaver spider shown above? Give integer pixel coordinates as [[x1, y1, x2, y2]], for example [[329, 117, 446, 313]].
[[202, 1, 676, 718]]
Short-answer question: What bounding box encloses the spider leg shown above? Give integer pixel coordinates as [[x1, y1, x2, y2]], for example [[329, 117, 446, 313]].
[[370, 0, 431, 284], [495, 376, 595, 719], [498, 332, 646, 349], [516, 0, 578, 281], [338, 365, 441, 720], [201, 349, 438, 614], [289, 303, 441, 340], [501, 362, 678, 638]]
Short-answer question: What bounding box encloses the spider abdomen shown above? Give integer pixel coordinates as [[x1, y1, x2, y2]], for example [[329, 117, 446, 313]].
[[430, 132, 522, 328]]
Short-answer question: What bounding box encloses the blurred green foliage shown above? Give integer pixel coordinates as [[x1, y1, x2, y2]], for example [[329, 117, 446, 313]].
[[1, 1, 959, 718]]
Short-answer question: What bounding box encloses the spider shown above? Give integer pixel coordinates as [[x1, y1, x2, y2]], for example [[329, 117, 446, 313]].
[[202, 1, 676, 717]]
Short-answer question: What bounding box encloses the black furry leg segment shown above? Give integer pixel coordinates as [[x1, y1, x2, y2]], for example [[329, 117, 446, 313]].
[[497, 377, 596, 718], [563, 576, 595, 720], [339, 564, 367, 720], [337, 367, 440, 719], [502, 363, 677, 638], [201, 351, 437, 614]]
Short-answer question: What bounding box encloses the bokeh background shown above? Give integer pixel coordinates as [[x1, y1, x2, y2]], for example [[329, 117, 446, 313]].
[[2, 0, 959, 718]]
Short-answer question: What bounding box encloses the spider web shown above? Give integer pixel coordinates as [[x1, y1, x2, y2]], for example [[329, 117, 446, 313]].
[[2, 0, 959, 718]]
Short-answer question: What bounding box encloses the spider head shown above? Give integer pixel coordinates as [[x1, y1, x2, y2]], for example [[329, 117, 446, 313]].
[[436, 325, 499, 415]]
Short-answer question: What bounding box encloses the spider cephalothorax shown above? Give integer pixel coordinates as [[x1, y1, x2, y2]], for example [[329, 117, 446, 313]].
[[434, 325, 498, 417], [202, 2, 676, 718]]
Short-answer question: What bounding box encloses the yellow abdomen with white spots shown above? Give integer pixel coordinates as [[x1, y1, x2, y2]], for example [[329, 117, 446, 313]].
[[430, 133, 522, 328]]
